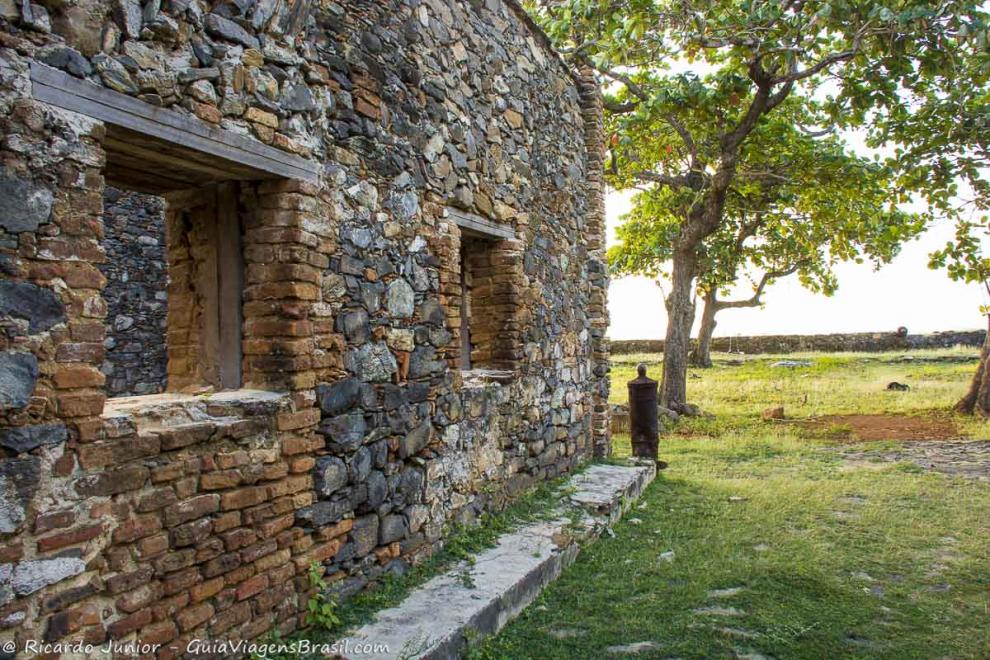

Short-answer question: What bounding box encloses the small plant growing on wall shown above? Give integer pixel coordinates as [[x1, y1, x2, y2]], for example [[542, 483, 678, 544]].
[[306, 561, 341, 633]]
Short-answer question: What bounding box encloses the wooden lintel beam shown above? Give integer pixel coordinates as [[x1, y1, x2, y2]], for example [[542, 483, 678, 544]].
[[104, 161, 195, 193], [103, 135, 260, 182], [30, 63, 319, 184], [448, 208, 516, 240]]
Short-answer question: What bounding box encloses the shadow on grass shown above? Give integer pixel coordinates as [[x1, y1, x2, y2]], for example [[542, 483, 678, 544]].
[[473, 448, 990, 660]]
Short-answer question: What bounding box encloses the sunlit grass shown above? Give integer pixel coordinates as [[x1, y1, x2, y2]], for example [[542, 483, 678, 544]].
[[477, 348, 990, 659], [478, 428, 990, 659], [610, 348, 980, 422]]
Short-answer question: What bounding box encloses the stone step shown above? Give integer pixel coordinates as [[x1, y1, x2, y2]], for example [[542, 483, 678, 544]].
[[338, 461, 656, 660]]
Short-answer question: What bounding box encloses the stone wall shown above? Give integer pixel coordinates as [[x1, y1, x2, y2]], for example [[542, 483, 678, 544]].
[[611, 330, 986, 355], [0, 0, 608, 654], [99, 188, 168, 398], [286, 0, 609, 595], [577, 63, 611, 458]]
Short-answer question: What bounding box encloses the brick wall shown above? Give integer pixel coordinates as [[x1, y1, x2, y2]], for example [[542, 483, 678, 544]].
[[164, 194, 218, 392], [577, 65, 612, 458], [26, 392, 318, 653], [459, 236, 524, 371]]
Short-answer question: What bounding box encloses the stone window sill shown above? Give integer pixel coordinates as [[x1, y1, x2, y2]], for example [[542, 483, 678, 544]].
[[460, 368, 516, 388], [102, 389, 289, 433]]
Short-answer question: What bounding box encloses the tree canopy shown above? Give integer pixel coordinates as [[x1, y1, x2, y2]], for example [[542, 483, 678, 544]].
[[871, 24, 990, 288], [608, 96, 923, 296], [529, 0, 988, 407], [607, 97, 922, 366], [854, 12, 990, 414]]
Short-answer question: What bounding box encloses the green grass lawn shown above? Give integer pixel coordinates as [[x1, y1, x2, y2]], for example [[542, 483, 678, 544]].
[[610, 348, 979, 417], [475, 350, 990, 659]]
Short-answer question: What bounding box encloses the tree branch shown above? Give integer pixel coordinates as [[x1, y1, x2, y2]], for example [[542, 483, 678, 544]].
[[713, 265, 800, 310], [773, 24, 871, 85], [557, 40, 598, 57], [797, 124, 834, 137], [738, 169, 793, 184], [596, 64, 699, 164], [776, 49, 858, 83], [733, 212, 768, 253], [603, 98, 638, 113], [595, 66, 649, 102], [699, 35, 758, 49], [633, 170, 701, 190], [721, 57, 779, 158], [663, 113, 699, 165]]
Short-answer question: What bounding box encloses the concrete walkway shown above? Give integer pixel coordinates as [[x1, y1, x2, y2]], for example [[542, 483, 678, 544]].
[[338, 462, 656, 659]]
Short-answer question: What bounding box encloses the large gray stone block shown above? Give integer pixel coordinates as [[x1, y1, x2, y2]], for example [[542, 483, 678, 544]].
[[0, 352, 39, 410], [351, 513, 379, 556], [10, 558, 87, 596], [314, 456, 348, 497], [378, 513, 408, 545], [366, 470, 387, 510], [399, 421, 432, 459], [345, 343, 397, 383], [386, 279, 415, 318], [0, 282, 65, 333], [0, 423, 68, 453], [320, 412, 367, 453], [0, 171, 53, 233], [0, 457, 40, 533], [204, 13, 260, 48], [296, 498, 351, 527], [317, 377, 368, 415]]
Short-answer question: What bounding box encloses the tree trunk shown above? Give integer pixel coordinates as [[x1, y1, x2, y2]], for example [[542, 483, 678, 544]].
[[661, 251, 697, 408], [956, 321, 990, 415], [689, 292, 717, 368], [656, 81, 778, 408]]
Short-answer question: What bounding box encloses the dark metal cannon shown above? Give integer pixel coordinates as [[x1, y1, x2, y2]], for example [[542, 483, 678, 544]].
[[627, 363, 659, 461]]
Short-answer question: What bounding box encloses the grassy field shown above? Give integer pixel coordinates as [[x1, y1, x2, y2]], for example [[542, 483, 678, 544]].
[[475, 350, 990, 659], [610, 348, 978, 415]]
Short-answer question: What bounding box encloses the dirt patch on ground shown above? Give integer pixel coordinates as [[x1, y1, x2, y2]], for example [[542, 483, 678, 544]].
[[800, 414, 961, 442]]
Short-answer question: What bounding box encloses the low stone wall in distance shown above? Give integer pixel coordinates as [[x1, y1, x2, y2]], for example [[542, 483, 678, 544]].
[[611, 330, 986, 356]]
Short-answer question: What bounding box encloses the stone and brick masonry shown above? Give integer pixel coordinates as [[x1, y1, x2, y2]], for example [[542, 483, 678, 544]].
[[0, 0, 609, 655], [100, 188, 168, 397]]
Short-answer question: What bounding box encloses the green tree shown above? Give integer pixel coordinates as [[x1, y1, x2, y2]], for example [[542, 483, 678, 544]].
[[868, 31, 990, 414], [531, 0, 984, 409], [610, 120, 921, 369]]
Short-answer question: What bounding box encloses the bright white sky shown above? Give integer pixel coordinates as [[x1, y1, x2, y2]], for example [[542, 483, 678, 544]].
[[606, 189, 990, 340]]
